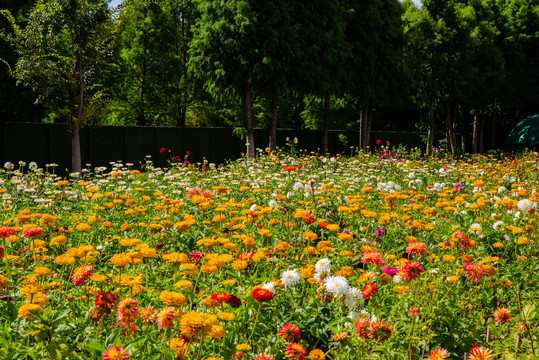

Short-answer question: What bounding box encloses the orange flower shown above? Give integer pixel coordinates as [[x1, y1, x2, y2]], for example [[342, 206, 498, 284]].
[[406, 241, 427, 256], [361, 251, 383, 266], [397, 261, 424, 282], [284, 342, 307, 360], [427, 347, 450, 360], [468, 346, 494, 360], [493, 308, 511, 324], [463, 263, 486, 283], [361, 282, 378, 300], [102, 346, 129, 360], [354, 317, 370, 339], [158, 306, 181, 329], [278, 323, 301, 342], [117, 298, 139, 323], [71, 264, 92, 286]]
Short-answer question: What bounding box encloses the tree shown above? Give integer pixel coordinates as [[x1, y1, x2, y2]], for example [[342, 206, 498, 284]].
[[112, 0, 202, 127], [345, 0, 408, 150], [0, 0, 40, 123], [189, 0, 259, 156], [1, 0, 116, 173], [294, 0, 349, 153]]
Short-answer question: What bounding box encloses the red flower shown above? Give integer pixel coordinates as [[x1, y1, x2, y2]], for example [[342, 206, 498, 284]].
[[160, 147, 166, 154], [174, 156, 180, 161], [251, 287, 274, 302], [302, 215, 316, 224], [227, 294, 242, 308], [278, 323, 301, 342], [318, 222, 329, 229], [95, 292, 118, 312], [284, 342, 307, 360], [0, 227, 15, 238], [463, 263, 486, 283], [361, 251, 383, 266], [354, 317, 371, 339], [282, 166, 297, 171], [376, 139, 382, 145], [397, 261, 424, 282], [406, 241, 428, 256], [102, 346, 129, 360], [361, 282, 378, 300], [22, 226, 44, 237], [210, 292, 231, 303], [71, 264, 93, 286], [190, 251, 206, 264]]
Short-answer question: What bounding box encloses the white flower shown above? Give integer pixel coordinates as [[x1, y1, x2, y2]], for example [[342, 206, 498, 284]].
[[262, 282, 276, 294], [293, 182, 304, 191], [249, 204, 258, 212], [281, 269, 300, 288], [4, 162, 14, 170], [517, 199, 533, 213], [293, 137, 298, 144], [493, 221, 505, 231], [268, 200, 278, 208], [469, 223, 482, 232], [29, 162, 38, 171], [306, 179, 316, 190], [324, 276, 349, 297], [498, 186, 506, 193], [315, 258, 331, 274]]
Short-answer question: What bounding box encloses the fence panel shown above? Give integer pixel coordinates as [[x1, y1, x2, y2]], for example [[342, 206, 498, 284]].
[[0, 123, 426, 174]]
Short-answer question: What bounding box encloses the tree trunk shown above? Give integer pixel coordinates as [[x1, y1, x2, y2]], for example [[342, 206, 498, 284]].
[[445, 101, 457, 156], [72, 52, 83, 175], [269, 98, 278, 151], [472, 114, 478, 153], [243, 81, 255, 157], [366, 107, 372, 148], [323, 96, 330, 154], [426, 100, 434, 156], [490, 101, 497, 150], [359, 102, 370, 150], [479, 115, 485, 153], [176, 101, 186, 127], [71, 122, 82, 175]]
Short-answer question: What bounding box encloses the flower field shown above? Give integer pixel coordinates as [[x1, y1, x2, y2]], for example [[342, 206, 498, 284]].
[[1, 148, 538, 360]]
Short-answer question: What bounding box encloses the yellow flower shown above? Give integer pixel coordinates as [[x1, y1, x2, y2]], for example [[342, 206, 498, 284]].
[[0, 275, 7, 288], [309, 349, 326, 360], [18, 303, 42, 319], [492, 242, 504, 248], [163, 252, 189, 263], [208, 325, 224, 339], [236, 344, 252, 351], [517, 236, 529, 245], [218, 312, 235, 321], [75, 223, 91, 232], [54, 254, 76, 265], [170, 337, 189, 356], [180, 311, 217, 339], [231, 260, 249, 271], [109, 253, 132, 267], [174, 280, 193, 290], [160, 290, 186, 306], [326, 224, 340, 232], [275, 241, 291, 251]]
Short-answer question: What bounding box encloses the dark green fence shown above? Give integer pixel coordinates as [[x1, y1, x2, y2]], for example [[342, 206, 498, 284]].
[[0, 123, 425, 173]]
